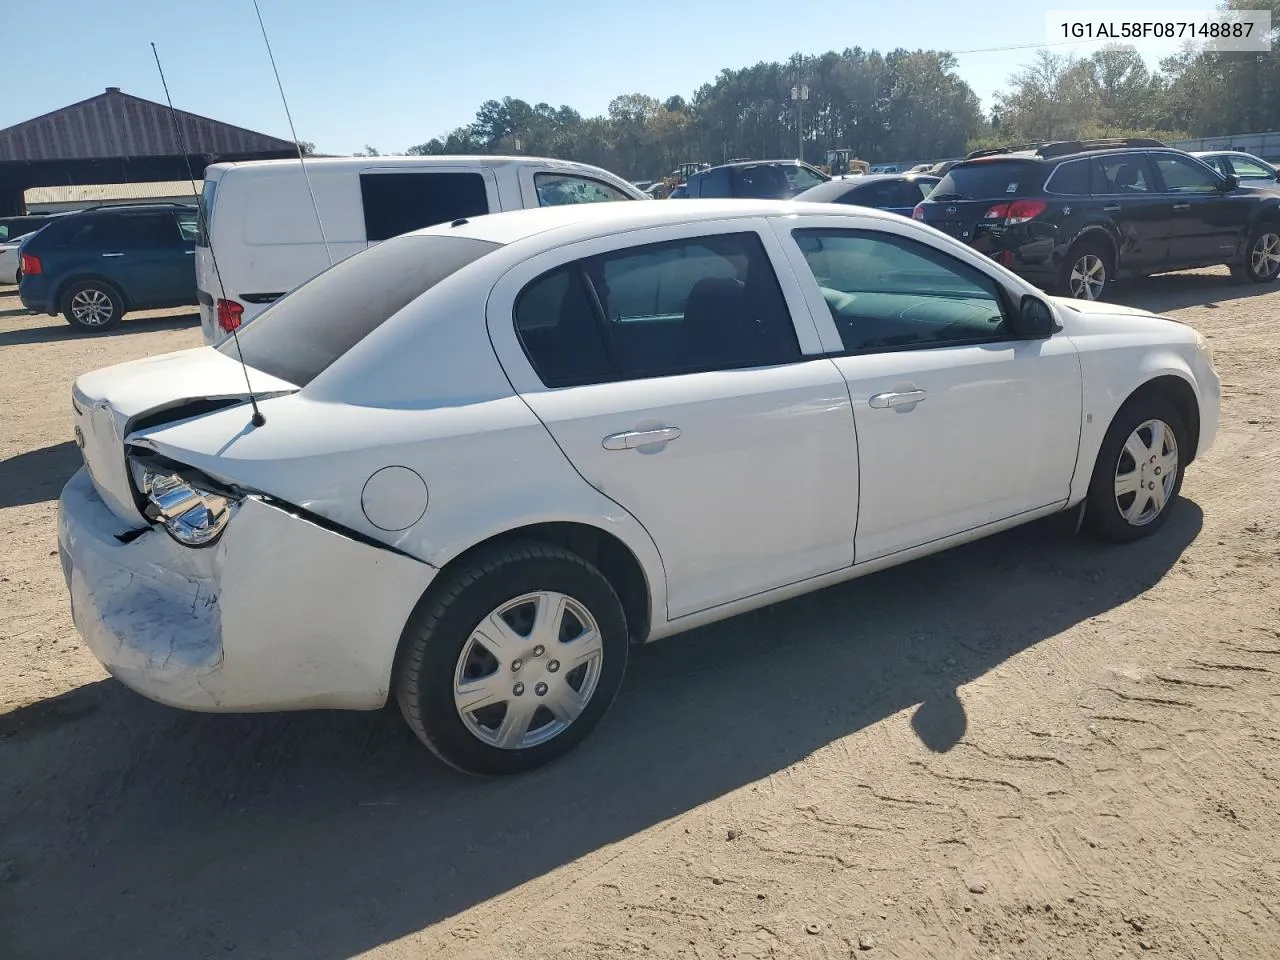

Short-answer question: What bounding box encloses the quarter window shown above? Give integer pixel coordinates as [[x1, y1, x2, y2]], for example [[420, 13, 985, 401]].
[[360, 171, 490, 242], [792, 228, 1009, 353], [1152, 154, 1221, 194], [534, 173, 633, 206], [1048, 159, 1090, 196], [515, 232, 802, 386]]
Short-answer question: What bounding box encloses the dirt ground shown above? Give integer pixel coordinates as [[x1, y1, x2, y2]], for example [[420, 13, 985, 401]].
[[0, 273, 1276, 960]]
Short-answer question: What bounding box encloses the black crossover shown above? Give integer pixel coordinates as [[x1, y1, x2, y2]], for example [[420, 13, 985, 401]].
[[913, 138, 1280, 300]]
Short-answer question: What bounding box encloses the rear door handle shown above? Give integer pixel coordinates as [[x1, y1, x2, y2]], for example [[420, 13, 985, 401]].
[[184, 249, 195, 255], [868, 390, 927, 409], [101, 252, 124, 258], [1102, 204, 1121, 213], [602, 426, 682, 450], [1173, 202, 1192, 212]]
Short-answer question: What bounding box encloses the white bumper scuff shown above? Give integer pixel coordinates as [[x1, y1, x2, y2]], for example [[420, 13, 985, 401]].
[[58, 468, 435, 712]]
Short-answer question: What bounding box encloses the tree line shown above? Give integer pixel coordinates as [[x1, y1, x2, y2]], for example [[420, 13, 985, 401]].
[[389, 0, 1278, 180]]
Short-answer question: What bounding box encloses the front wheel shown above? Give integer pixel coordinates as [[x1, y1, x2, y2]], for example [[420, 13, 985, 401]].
[[1241, 226, 1280, 284], [1083, 394, 1187, 543], [395, 542, 629, 775]]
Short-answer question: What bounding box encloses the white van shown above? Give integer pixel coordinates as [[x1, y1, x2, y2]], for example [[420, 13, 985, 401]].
[[195, 155, 647, 344]]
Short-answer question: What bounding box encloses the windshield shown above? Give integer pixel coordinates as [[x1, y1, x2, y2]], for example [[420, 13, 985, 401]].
[[932, 160, 1039, 200], [217, 233, 501, 386]]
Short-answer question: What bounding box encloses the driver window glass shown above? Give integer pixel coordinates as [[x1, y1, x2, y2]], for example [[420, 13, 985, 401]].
[[1153, 154, 1220, 194], [791, 228, 1008, 353], [534, 173, 633, 206], [1230, 156, 1273, 179]]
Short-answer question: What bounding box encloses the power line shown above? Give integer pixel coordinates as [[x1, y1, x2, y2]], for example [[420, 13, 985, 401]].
[[949, 38, 1115, 55]]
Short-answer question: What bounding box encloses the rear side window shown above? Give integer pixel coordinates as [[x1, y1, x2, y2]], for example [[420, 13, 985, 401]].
[[360, 172, 490, 242], [115, 214, 184, 247], [1047, 159, 1091, 195], [1094, 155, 1151, 194], [692, 167, 731, 198], [515, 232, 801, 387], [933, 160, 1038, 199], [730, 165, 793, 199], [218, 234, 501, 386]]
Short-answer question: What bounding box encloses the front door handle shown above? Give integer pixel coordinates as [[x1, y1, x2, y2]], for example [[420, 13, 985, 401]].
[[868, 390, 927, 409], [101, 252, 124, 258], [602, 426, 682, 450], [1102, 203, 1121, 213], [1173, 202, 1192, 212]]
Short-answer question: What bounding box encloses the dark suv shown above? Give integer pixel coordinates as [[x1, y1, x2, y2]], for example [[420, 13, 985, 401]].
[[913, 138, 1280, 300], [681, 160, 829, 199], [18, 203, 198, 332]]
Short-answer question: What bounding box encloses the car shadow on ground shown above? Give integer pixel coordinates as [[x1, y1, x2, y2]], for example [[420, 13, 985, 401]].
[[0, 311, 198, 347], [0, 503, 1202, 960], [1113, 270, 1273, 313], [0, 441, 80, 508]]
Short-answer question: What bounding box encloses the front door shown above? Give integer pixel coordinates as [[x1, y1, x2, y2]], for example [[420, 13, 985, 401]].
[[113, 211, 195, 307], [489, 224, 859, 619], [781, 224, 1082, 561], [1147, 152, 1248, 266]]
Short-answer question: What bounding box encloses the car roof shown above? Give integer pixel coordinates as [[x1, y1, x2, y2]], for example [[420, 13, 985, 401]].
[[795, 175, 937, 202], [210, 155, 615, 174], [419, 198, 903, 247], [695, 159, 812, 173]]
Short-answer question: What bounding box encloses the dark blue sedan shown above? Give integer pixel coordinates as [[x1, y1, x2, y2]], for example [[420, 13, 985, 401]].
[[795, 173, 940, 217], [18, 203, 198, 332]]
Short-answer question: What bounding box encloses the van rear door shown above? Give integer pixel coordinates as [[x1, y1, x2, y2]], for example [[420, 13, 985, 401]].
[[357, 166, 498, 242], [195, 173, 223, 343]]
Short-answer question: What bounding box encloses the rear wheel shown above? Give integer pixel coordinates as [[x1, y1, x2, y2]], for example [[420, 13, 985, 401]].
[[1083, 393, 1187, 543], [395, 542, 630, 775], [1057, 240, 1111, 301], [61, 280, 124, 332]]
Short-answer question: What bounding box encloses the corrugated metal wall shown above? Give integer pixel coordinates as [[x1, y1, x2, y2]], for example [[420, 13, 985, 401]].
[[0, 89, 295, 162]]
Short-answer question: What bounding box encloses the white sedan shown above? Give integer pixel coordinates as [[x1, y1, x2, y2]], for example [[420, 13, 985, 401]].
[[0, 231, 34, 284], [58, 200, 1220, 775]]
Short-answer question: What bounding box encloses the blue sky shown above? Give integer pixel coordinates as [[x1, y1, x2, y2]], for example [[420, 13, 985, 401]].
[[8, 0, 1216, 155]]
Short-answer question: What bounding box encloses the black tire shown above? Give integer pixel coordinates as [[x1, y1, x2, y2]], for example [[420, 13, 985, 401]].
[[1082, 392, 1187, 543], [1057, 239, 1111, 301], [61, 279, 124, 332], [395, 541, 630, 775], [1240, 225, 1280, 284]]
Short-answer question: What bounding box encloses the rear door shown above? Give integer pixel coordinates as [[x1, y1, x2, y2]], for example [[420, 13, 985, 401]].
[[485, 220, 860, 620], [100, 212, 192, 307], [359, 166, 497, 241], [1147, 152, 1248, 266], [1088, 153, 1170, 272]]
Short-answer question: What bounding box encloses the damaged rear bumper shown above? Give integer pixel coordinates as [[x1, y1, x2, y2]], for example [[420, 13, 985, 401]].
[[57, 468, 436, 712]]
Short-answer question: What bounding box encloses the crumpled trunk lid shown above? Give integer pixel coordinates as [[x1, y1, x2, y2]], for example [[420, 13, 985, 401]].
[[70, 347, 298, 525]]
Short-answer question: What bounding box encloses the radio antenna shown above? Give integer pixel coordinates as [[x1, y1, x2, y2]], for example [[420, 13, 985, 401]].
[[252, 0, 333, 267], [150, 41, 265, 427]]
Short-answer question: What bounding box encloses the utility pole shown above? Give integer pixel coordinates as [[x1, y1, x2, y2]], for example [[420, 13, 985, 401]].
[[791, 83, 808, 162]]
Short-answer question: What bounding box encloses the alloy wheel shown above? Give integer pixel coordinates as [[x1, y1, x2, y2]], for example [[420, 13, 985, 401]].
[[70, 288, 115, 326], [453, 591, 604, 750], [1250, 232, 1280, 279], [1114, 418, 1179, 526], [1069, 254, 1106, 300]]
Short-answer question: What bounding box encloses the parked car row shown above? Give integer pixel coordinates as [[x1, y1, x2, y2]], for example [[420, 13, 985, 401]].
[[912, 138, 1280, 300], [12, 142, 1280, 334], [59, 197, 1220, 774]]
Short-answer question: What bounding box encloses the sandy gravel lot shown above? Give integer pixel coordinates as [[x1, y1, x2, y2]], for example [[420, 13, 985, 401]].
[[0, 274, 1276, 960]]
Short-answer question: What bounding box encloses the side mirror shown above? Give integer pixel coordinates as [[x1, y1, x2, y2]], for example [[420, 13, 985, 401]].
[[1223, 173, 1240, 191], [1015, 294, 1058, 339]]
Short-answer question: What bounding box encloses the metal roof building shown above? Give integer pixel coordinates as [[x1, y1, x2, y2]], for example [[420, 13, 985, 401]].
[[0, 87, 298, 216]]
